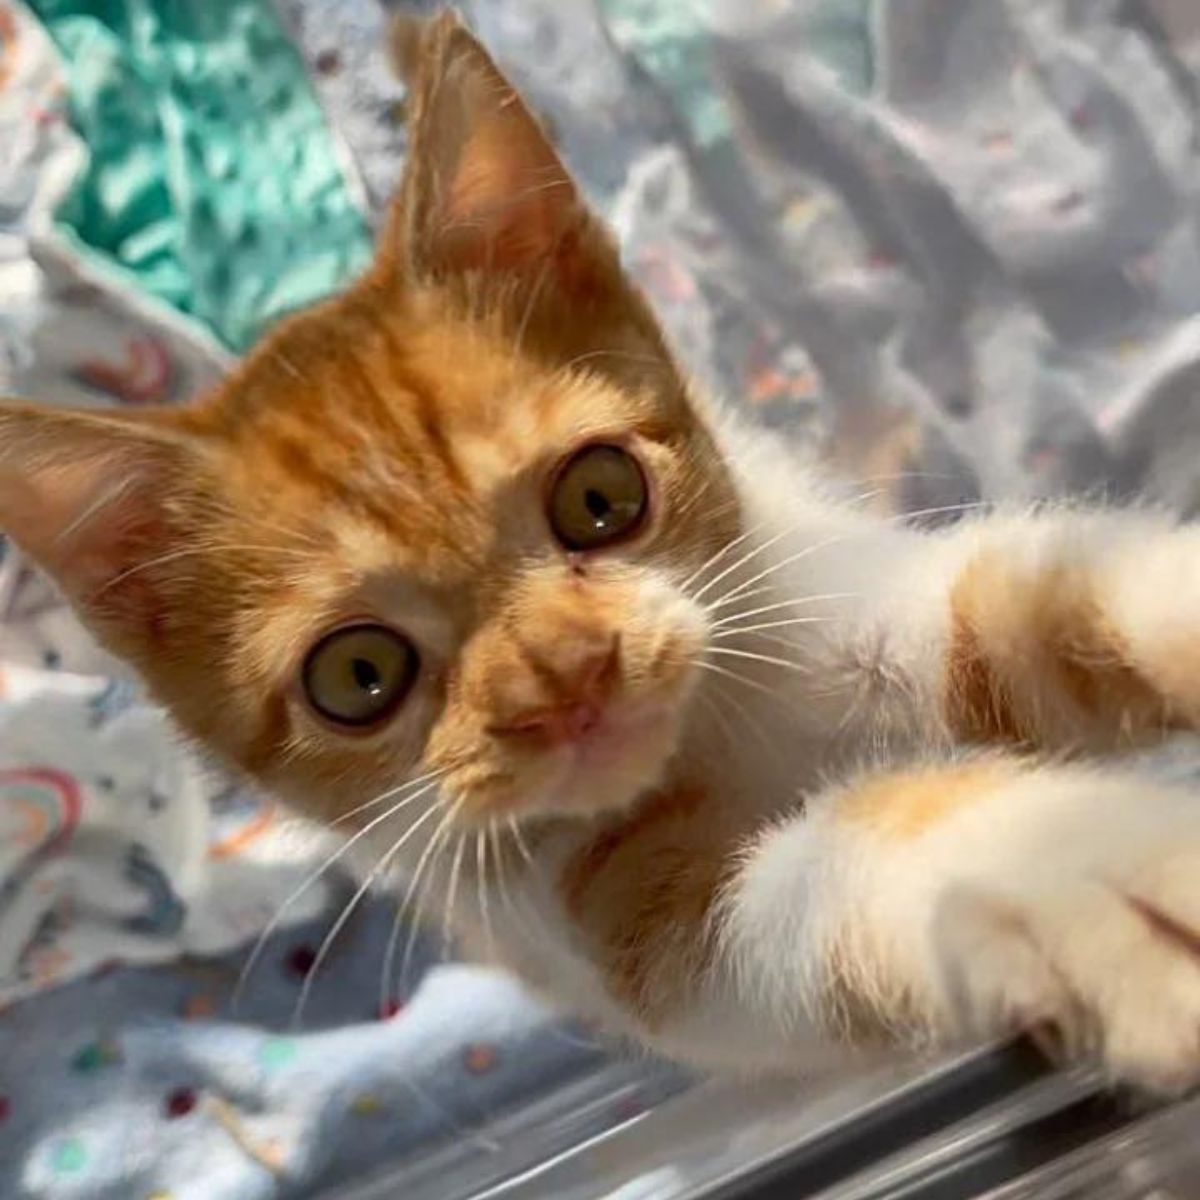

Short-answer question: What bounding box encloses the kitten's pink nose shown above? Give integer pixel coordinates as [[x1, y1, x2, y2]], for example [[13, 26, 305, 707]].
[[496, 637, 620, 745], [534, 699, 604, 743]]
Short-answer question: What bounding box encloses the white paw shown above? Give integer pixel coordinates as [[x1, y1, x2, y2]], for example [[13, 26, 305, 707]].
[[932, 845, 1200, 1094]]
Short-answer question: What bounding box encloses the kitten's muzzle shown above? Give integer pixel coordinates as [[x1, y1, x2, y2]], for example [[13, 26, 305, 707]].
[[486, 634, 620, 746]]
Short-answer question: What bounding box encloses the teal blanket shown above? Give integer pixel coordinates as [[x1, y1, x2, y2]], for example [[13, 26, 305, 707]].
[[29, 0, 372, 351]]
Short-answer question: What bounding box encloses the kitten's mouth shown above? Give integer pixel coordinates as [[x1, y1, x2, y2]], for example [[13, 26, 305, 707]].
[[481, 694, 683, 818], [567, 699, 673, 769], [541, 696, 683, 815], [493, 696, 673, 762]]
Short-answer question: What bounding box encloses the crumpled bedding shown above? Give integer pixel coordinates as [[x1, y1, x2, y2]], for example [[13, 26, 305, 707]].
[[598, 0, 1200, 520], [3, 0, 1200, 1198], [27, 0, 372, 352]]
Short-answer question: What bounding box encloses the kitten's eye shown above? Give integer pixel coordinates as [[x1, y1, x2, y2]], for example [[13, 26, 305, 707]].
[[548, 444, 648, 551], [302, 624, 418, 728]]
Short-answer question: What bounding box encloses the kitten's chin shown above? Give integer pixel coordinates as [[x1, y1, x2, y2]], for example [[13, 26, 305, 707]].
[[508, 699, 684, 820]]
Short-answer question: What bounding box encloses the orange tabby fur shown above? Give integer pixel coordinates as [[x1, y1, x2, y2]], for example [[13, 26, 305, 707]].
[[6, 12, 1200, 1090]]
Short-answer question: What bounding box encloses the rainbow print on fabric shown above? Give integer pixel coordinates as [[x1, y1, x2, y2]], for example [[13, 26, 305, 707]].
[[0, 766, 82, 862]]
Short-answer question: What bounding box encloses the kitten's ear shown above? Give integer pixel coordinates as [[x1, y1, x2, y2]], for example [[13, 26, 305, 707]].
[[0, 403, 205, 649], [386, 11, 616, 301]]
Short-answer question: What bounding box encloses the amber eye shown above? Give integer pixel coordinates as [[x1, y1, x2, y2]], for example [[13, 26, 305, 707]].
[[548, 444, 648, 551], [302, 624, 418, 728]]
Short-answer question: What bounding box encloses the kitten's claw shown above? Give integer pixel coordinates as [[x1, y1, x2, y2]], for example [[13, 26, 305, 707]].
[[932, 849, 1200, 1094]]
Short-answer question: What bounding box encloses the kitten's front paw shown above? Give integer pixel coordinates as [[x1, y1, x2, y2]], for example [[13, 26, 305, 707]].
[[932, 846, 1200, 1093]]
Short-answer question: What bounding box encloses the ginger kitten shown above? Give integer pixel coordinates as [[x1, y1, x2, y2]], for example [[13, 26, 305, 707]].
[[4, 12, 1200, 1090]]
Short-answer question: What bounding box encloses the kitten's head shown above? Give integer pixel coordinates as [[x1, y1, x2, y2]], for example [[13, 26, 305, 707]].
[[0, 14, 741, 829]]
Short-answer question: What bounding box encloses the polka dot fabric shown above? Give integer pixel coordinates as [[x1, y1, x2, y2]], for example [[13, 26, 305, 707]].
[[1, 906, 607, 1200]]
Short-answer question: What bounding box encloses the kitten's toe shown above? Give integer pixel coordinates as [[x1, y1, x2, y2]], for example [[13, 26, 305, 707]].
[[1089, 889, 1200, 1094], [931, 885, 1069, 1043], [933, 870, 1200, 1094]]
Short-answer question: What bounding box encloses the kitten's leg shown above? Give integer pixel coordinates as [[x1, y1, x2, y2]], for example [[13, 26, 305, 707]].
[[920, 509, 1200, 750], [659, 756, 1200, 1090]]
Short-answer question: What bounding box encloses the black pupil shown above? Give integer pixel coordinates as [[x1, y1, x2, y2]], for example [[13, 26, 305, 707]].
[[352, 656, 382, 695], [585, 488, 612, 523]]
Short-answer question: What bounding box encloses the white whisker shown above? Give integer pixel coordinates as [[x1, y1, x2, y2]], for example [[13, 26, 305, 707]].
[[698, 691, 739, 751], [678, 520, 767, 598], [96, 542, 312, 597], [705, 533, 854, 615], [514, 257, 552, 357], [722, 629, 824, 656], [708, 501, 988, 616], [712, 592, 859, 628], [232, 774, 443, 1013], [491, 820, 544, 948], [476, 828, 496, 958], [704, 582, 778, 615], [692, 658, 781, 700], [690, 522, 799, 606], [896, 499, 989, 525], [713, 615, 832, 639], [290, 798, 444, 1029], [707, 644, 813, 677], [560, 347, 669, 377], [708, 683, 785, 766], [328, 766, 447, 830], [507, 815, 536, 872], [441, 832, 469, 956], [399, 804, 462, 982], [378, 797, 462, 1011]]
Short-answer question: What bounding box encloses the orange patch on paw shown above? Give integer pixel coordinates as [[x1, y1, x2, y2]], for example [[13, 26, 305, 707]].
[[944, 554, 1027, 745], [944, 551, 1177, 751], [837, 761, 1013, 839]]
